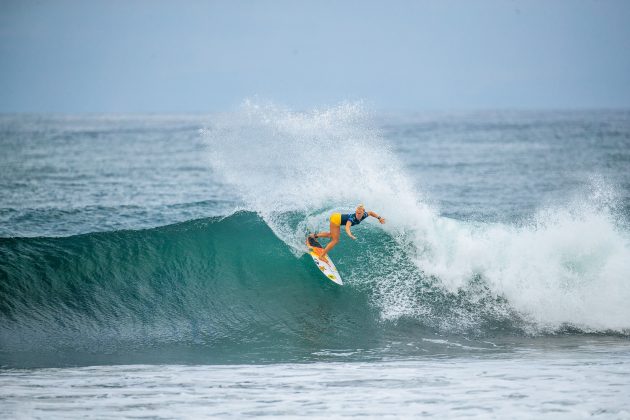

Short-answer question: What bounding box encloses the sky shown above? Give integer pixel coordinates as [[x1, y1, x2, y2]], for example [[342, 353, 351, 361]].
[[1, 0, 629, 113]]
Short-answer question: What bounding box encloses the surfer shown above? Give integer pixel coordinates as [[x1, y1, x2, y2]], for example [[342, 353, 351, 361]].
[[307, 204, 386, 263]]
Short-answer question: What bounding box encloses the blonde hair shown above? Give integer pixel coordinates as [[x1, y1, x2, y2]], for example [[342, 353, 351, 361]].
[[356, 203, 365, 211]]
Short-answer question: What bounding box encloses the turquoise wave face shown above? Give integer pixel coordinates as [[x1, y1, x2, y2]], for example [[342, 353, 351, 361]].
[[0, 212, 376, 367], [2, 211, 536, 368]]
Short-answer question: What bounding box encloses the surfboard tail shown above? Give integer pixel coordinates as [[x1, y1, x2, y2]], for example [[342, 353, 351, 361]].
[[306, 236, 342, 285]]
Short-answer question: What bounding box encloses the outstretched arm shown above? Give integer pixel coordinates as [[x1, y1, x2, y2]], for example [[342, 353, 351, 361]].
[[345, 221, 356, 239], [368, 210, 386, 224]]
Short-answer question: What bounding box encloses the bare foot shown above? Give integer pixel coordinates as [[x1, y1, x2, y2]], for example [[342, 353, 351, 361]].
[[318, 254, 329, 264]]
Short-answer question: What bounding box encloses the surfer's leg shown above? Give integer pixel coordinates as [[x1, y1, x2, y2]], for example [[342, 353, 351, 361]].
[[319, 222, 340, 260]]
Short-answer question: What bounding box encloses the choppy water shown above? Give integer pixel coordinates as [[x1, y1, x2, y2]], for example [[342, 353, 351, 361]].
[[3, 346, 629, 419], [1, 104, 629, 417]]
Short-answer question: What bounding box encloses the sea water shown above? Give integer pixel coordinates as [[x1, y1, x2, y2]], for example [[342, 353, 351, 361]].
[[1, 104, 629, 418]]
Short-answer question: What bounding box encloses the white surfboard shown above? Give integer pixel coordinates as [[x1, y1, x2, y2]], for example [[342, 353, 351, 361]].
[[306, 236, 343, 285]]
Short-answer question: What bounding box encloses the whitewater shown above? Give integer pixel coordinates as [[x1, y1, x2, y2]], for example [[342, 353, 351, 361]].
[[1, 104, 629, 417], [204, 102, 630, 333]]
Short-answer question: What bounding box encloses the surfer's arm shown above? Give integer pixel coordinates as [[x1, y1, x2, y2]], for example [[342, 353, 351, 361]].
[[345, 221, 356, 240], [368, 211, 386, 224]]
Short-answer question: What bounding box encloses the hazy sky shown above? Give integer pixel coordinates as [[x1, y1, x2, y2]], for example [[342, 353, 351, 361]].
[[1, 0, 629, 112]]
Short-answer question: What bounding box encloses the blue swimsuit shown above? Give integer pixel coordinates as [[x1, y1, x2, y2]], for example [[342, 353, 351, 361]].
[[341, 212, 369, 226]]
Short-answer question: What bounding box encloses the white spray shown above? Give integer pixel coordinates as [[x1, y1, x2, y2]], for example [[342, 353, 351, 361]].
[[204, 101, 630, 333]]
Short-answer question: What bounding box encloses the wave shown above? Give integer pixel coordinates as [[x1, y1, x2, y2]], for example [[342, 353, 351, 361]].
[[0, 213, 369, 361], [2, 102, 630, 367], [0, 211, 519, 355], [1, 209, 628, 367]]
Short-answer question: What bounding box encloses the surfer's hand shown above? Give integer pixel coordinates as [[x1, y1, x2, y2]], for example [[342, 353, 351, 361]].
[[350, 235, 357, 240], [379, 217, 386, 224]]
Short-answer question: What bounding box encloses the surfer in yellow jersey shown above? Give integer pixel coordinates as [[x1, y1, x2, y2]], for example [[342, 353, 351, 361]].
[[307, 204, 386, 264]]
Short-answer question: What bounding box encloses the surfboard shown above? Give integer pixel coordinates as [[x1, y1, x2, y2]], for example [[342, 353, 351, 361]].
[[306, 236, 343, 285]]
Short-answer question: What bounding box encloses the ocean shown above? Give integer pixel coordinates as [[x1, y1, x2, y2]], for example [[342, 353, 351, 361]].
[[1, 103, 629, 418]]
